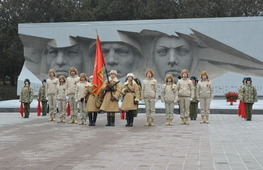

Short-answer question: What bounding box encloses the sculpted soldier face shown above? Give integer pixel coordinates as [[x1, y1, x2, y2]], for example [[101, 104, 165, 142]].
[[154, 36, 192, 79], [46, 45, 82, 76], [102, 43, 135, 78]]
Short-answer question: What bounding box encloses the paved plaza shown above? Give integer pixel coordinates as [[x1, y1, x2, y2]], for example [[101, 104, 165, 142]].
[[0, 112, 263, 170]]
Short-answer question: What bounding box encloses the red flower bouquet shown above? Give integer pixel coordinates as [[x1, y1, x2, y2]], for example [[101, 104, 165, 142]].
[[225, 91, 238, 105]]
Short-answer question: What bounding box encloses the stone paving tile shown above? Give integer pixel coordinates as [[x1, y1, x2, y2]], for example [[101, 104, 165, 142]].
[[1, 113, 263, 170]]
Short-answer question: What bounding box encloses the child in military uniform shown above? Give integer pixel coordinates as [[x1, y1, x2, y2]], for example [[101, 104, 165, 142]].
[[19, 79, 34, 118], [197, 71, 214, 124], [121, 73, 140, 127], [76, 73, 90, 125], [161, 74, 177, 126], [189, 76, 199, 120], [37, 79, 48, 116], [133, 78, 142, 118], [57, 75, 67, 123], [142, 68, 158, 126], [175, 69, 194, 125], [238, 77, 247, 119], [100, 70, 121, 126], [239, 77, 258, 121], [67, 67, 80, 124], [46, 69, 59, 121], [82, 76, 100, 126]]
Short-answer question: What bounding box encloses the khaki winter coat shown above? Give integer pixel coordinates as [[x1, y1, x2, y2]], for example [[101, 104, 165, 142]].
[[121, 80, 140, 111], [176, 78, 194, 98], [67, 75, 80, 95], [141, 78, 158, 100], [56, 83, 67, 101], [46, 77, 59, 96], [197, 80, 214, 99], [82, 85, 100, 112], [76, 81, 90, 100], [161, 83, 177, 103], [100, 77, 121, 112]]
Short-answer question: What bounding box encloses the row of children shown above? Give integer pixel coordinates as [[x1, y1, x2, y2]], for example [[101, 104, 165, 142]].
[[19, 67, 214, 126]]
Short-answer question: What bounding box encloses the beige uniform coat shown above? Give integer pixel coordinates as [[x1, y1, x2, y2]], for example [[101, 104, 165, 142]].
[[197, 80, 214, 99], [141, 78, 158, 100], [67, 75, 80, 95], [56, 83, 67, 100], [100, 77, 121, 112], [161, 83, 177, 103], [76, 81, 90, 100], [121, 80, 140, 111], [46, 77, 59, 96], [176, 78, 194, 99], [83, 85, 101, 112]]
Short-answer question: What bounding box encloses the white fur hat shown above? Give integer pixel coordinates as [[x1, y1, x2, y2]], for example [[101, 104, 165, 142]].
[[126, 73, 134, 78], [110, 70, 117, 75]]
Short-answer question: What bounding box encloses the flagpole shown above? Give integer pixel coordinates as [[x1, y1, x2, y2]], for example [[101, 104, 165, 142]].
[[95, 29, 110, 83]]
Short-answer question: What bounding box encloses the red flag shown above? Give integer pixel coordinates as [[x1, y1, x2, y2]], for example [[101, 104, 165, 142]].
[[37, 101, 41, 116], [67, 102, 70, 117], [238, 101, 246, 119], [92, 35, 105, 96], [120, 109, 126, 120], [19, 103, 24, 117]]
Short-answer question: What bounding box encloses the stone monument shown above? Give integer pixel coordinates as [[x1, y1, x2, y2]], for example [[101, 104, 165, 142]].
[[18, 17, 263, 95]]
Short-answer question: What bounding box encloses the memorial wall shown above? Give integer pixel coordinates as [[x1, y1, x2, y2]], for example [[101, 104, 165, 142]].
[[17, 17, 263, 96]]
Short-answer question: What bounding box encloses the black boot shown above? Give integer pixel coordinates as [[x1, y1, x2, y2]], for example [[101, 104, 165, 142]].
[[125, 112, 130, 127], [130, 112, 134, 127], [24, 112, 29, 118], [88, 113, 93, 126], [92, 112, 97, 126], [105, 116, 110, 126], [111, 116, 115, 126]]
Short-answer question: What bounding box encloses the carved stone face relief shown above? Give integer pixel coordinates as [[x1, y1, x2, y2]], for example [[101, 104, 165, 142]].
[[45, 45, 83, 77], [101, 43, 135, 78], [154, 36, 192, 79]]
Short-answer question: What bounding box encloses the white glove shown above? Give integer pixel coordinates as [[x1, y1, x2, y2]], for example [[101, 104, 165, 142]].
[[45, 97, 48, 100], [75, 99, 78, 102]]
